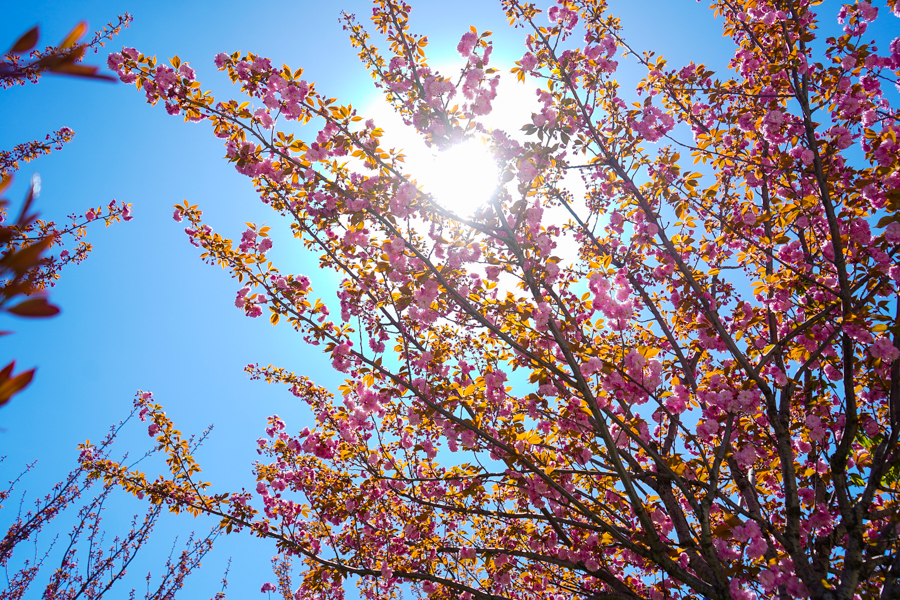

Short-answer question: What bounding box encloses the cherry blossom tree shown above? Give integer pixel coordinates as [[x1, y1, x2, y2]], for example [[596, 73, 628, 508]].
[[90, 1, 900, 598]]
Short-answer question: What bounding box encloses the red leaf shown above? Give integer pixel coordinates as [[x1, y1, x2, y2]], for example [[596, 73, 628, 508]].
[[7, 297, 60, 318], [0, 368, 35, 405], [0, 237, 52, 274], [9, 26, 39, 54], [49, 62, 116, 81], [0, 361, 15, 381]]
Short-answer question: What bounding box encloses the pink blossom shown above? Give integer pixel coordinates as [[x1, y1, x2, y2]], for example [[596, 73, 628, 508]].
[[736, 112, 755, 132], [830, 125, 853, 149], [251, 56, 271, 73], [758, 569, 778, 592], [258, 238, 273, 254], [305, 142, 327, 162], [457, 32, 478, 58], [391, 181, 418, 219], [890, 264, 900, 284], [858, 1, 878, 22], [235, 286, 250, 308], [806, 415, 827, 443], [282, 81, 309, 104], [734, 444, 758, 469], [631, 105, 674, 142], [786, 576, 808, 598], [789, 144, 814, 165], [239, 228, 258, 253], [884, 221, 900, 244], [178, 64, 195, 80], [733, 520, 768, 560], [869, 336, 899, 363], [155, 65, 178, 90], [260, 582, 276, 593], [148, 423, 160, 436], [517, 160, 538, 183], [520, 52, 537, 72], [548, 6, 579, 30], [107, 52, 124, 70], [263, 91, 280, 110], [173, 209, 183, 222], [874, 139, 896, 166], [599, 36, 616, 58], [254, 108, 274, 129], [729, 579, 757, 600]]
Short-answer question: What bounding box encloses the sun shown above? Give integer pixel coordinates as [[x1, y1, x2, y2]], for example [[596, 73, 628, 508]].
[[416, 138, 498, 216]]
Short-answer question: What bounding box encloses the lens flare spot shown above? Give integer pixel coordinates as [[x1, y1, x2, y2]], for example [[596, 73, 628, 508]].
[[417, 139, 497, 215]]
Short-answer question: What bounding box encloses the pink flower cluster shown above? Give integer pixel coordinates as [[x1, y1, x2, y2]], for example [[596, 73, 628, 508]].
[[588, 271, 634, 332], [548, 5, 579, 31], [455, 32, 499, 118], [629, 104, 675, 143], [108, 49, 198, 116]]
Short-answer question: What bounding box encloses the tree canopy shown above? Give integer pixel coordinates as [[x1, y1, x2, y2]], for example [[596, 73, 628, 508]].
[[78, 1, 900, 599]]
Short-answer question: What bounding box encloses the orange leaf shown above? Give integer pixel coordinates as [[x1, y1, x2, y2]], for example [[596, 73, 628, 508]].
[[58, 22, 87, 50]]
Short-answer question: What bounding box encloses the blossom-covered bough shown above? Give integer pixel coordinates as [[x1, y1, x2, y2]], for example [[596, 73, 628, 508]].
[[1, 405, 223, 598], [1, 15, 133, 177], [0, 17, 134, 409], [90, 1, 900, 599]]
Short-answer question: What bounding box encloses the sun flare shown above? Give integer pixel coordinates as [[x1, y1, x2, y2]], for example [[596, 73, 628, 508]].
[[416, 139, 498, 216]]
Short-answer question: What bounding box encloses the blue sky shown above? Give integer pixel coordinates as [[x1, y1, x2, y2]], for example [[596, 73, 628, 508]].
[[0, 0, 826, 596]]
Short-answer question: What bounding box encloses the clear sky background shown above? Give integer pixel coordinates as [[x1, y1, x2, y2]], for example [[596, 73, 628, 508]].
[[2, 0, 892, 597]]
